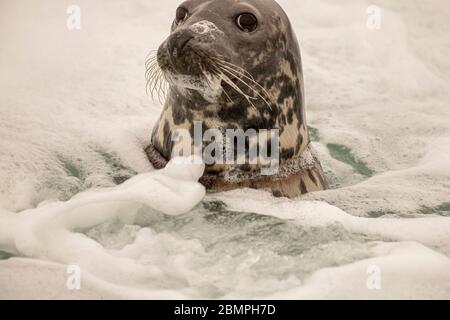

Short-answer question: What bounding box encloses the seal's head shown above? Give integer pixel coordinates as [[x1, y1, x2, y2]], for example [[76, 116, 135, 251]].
[[146, 0, 328, 197]]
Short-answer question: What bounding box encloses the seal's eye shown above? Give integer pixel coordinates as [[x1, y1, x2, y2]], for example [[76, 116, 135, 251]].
[[175, 7, 189, 24], [236, 13, 258, 32]]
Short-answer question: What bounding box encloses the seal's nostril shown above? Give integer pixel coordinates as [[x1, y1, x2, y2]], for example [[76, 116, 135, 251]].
[[178, 35, 194, 52], [169, 33, 194, 57]]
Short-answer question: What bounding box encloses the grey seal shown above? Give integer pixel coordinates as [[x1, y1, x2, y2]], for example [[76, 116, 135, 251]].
[[145, 0, 328, 197]]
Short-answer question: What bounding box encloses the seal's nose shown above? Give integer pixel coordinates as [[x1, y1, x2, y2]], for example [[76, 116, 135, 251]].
[[167, 32, 194, 57]]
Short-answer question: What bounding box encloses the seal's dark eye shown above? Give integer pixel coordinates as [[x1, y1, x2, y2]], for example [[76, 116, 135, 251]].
[[175, 7, 188, 24], [236, 13, 258, 32]]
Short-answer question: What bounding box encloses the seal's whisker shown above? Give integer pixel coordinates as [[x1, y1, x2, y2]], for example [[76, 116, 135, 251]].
[[216, 66, 272, 112], [146, 64, 161, 98], [214, 73, 234, 104], [214, 61, 273, 107], [145, 56, 157, 68], [145, 52, 158, 69], [215, 60, 274, 109], [220, 64, 271, 100], [213, 58, 254, 80], [155, 69, 163, 98], [214, 59, 274, 112], [145, 61, 157, 75], [145, 58, 157, 72], [162, 73, 170, 97], [145, 71, 156, 97], [145, 60, 159, 87], [205, 67, 234, 104], [145, 62, 159, 83], [202, 74, 218, 96], [218, 72, 259, 112], [159, 73, 169, 102], [222, 89, 234, 104], [145, 50, 158, 63], [218, 65, 272, 111], [214, 59, 270, 96], [153, 71, 161, 102], [192, 53, 237, 105], [146, 60, 159, 73], [155, 69, 167, 104], [219, 67, 262, 99], [148, 71, 162, 101], [145, 51, 169, 104]]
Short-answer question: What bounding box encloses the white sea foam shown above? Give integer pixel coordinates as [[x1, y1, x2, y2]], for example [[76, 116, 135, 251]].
[[1, 188, 449, 299], [0, 0, 449, 299]]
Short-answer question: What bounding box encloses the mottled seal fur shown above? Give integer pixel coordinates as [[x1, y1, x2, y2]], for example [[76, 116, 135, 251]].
[[145, 0, 328, 197]]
